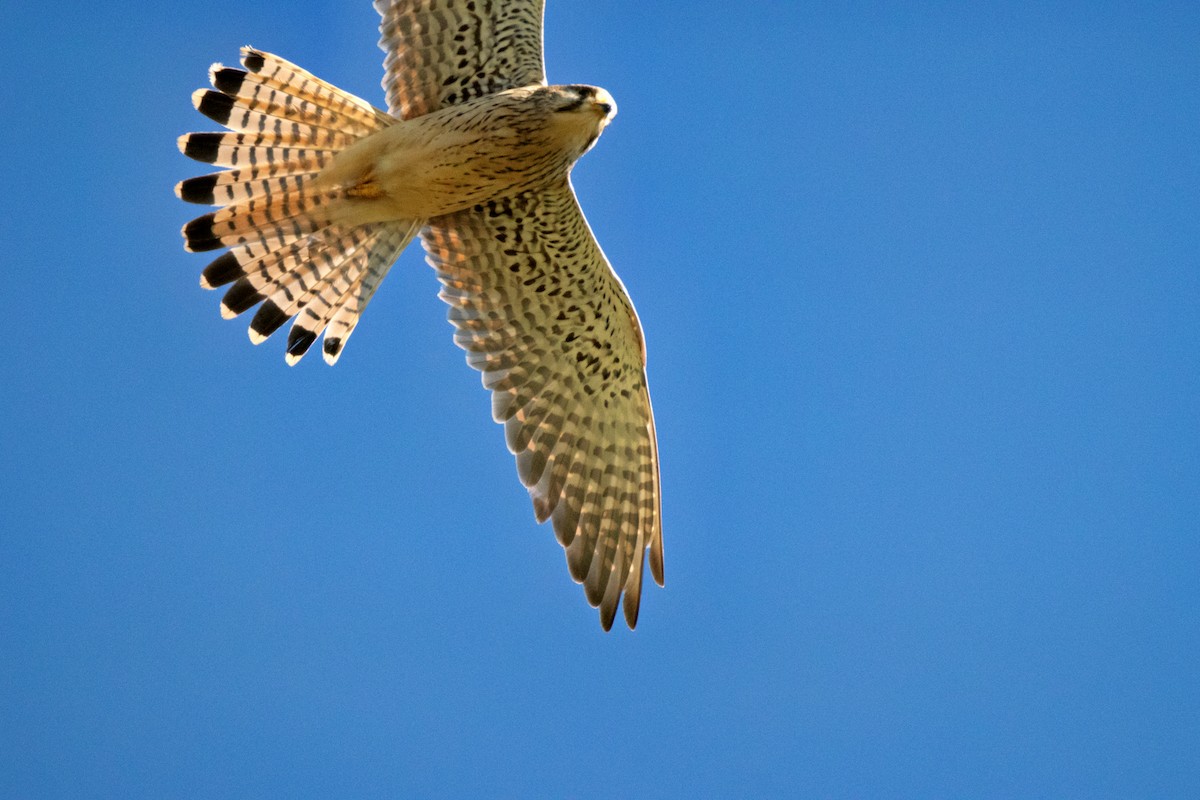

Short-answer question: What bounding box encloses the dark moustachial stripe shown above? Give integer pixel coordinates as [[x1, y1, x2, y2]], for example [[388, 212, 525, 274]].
[[212, 68, 248, 96], [250, 300, 291, 339], [196, 90, 235, 125], [287, 327, 317, 358], [222, 280, 264, 316], [182, 133, 223, 164], [178, 174, 218, 205], [201, 252, 243, 287]]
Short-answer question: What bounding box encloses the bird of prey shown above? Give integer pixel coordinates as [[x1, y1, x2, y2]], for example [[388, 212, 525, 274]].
[[176, 1, 663, 629]]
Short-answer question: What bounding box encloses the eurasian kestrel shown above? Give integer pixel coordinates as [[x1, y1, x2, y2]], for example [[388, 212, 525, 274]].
[[177, 1, 662, 630]]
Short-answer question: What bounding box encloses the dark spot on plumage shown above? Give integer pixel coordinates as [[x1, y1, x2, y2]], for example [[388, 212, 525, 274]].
[[249, 300, 291, 339], [178, 174, 218, 205], [196, 90, 235, 125], [221, 279, 263, 316], [183, 213, 220, 251], [212, 68, 247, 96], [287, 327, 317, 358], [201, 252, 243, 287], [242, 50, 265, 73], [323, 337, 343, 358], [182, 133, 222, 164]]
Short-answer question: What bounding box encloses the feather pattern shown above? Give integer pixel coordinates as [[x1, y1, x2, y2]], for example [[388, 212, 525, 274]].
[[374, 0, 546, 119], [423, 180, 662, 629], [178, 2, 664, 629], [180, 49, 413, 364]]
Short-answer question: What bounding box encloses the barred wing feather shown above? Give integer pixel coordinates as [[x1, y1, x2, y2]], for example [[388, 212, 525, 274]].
[[375, 0, 546, 119], [423, 181, 663, 629]]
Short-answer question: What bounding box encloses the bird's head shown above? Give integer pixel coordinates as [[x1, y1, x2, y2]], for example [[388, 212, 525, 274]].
[[544, 84, 617, 157]]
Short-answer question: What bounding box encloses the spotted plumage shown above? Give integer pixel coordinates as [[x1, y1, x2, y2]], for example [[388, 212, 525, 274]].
[[176, 0, 663, 629]]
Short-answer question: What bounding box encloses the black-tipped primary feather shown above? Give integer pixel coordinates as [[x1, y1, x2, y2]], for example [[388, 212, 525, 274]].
[[196, 90, 235, 125], [211, 67, 248, 96], [242, 49, 266, 73], [177, 174, 219, 205], [178, 132, 341, 169], [181, 132, 224, 164], [183, 213, 220, 251], [221, 279, 264, 317], [201, 252, 244, 288], [249, 300, 291, 341], [286, 327, 318, 359], [183, 192, 334, 255], [178, 169, 322, 208]]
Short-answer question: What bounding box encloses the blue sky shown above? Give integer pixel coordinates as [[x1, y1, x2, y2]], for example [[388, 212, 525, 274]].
[[2, 1, 1198, 796]]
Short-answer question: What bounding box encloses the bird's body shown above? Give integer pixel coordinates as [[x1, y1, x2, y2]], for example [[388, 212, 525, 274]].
[[177, 1, 662, 630], [317, 84, 616, 224]]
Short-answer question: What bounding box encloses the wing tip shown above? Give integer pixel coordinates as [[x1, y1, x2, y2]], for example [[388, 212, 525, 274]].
[[622, 593, 641, 630]]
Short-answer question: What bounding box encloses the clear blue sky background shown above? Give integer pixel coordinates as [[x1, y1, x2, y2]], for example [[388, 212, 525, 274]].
[[2, 1, 1197, 797]]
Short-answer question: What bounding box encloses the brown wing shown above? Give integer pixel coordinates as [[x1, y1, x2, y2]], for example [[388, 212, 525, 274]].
[[422, 180, 663, 630], [374, 0, 546, 119]]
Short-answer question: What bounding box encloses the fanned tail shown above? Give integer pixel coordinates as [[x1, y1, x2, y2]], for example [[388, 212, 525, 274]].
[[177, 46, 413, 364]]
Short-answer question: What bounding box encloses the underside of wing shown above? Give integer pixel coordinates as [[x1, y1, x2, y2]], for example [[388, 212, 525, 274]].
[[422, 181, 663, 630], [374, 0, 546, 119]]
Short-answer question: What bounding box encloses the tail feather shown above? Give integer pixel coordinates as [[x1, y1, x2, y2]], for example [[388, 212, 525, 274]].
[[320, 222, 417, 365], [202, 228, 341, 291], [191, 88, 359, 147], [205, 67, 380, 141], [180, 48, 417, 364], [281, 222, 417, 365], [177, 132, 340, 169], [233, 47, 394, 132], [182, 191, 334, 253], [282, 243, 375, 365], [176, 157, 331, 206], [234, 227, 362, 327]]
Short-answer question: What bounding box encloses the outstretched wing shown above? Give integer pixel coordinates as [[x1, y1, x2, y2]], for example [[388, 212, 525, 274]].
[[423, 181, 663, 630], [375, 0, 546, 119]]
